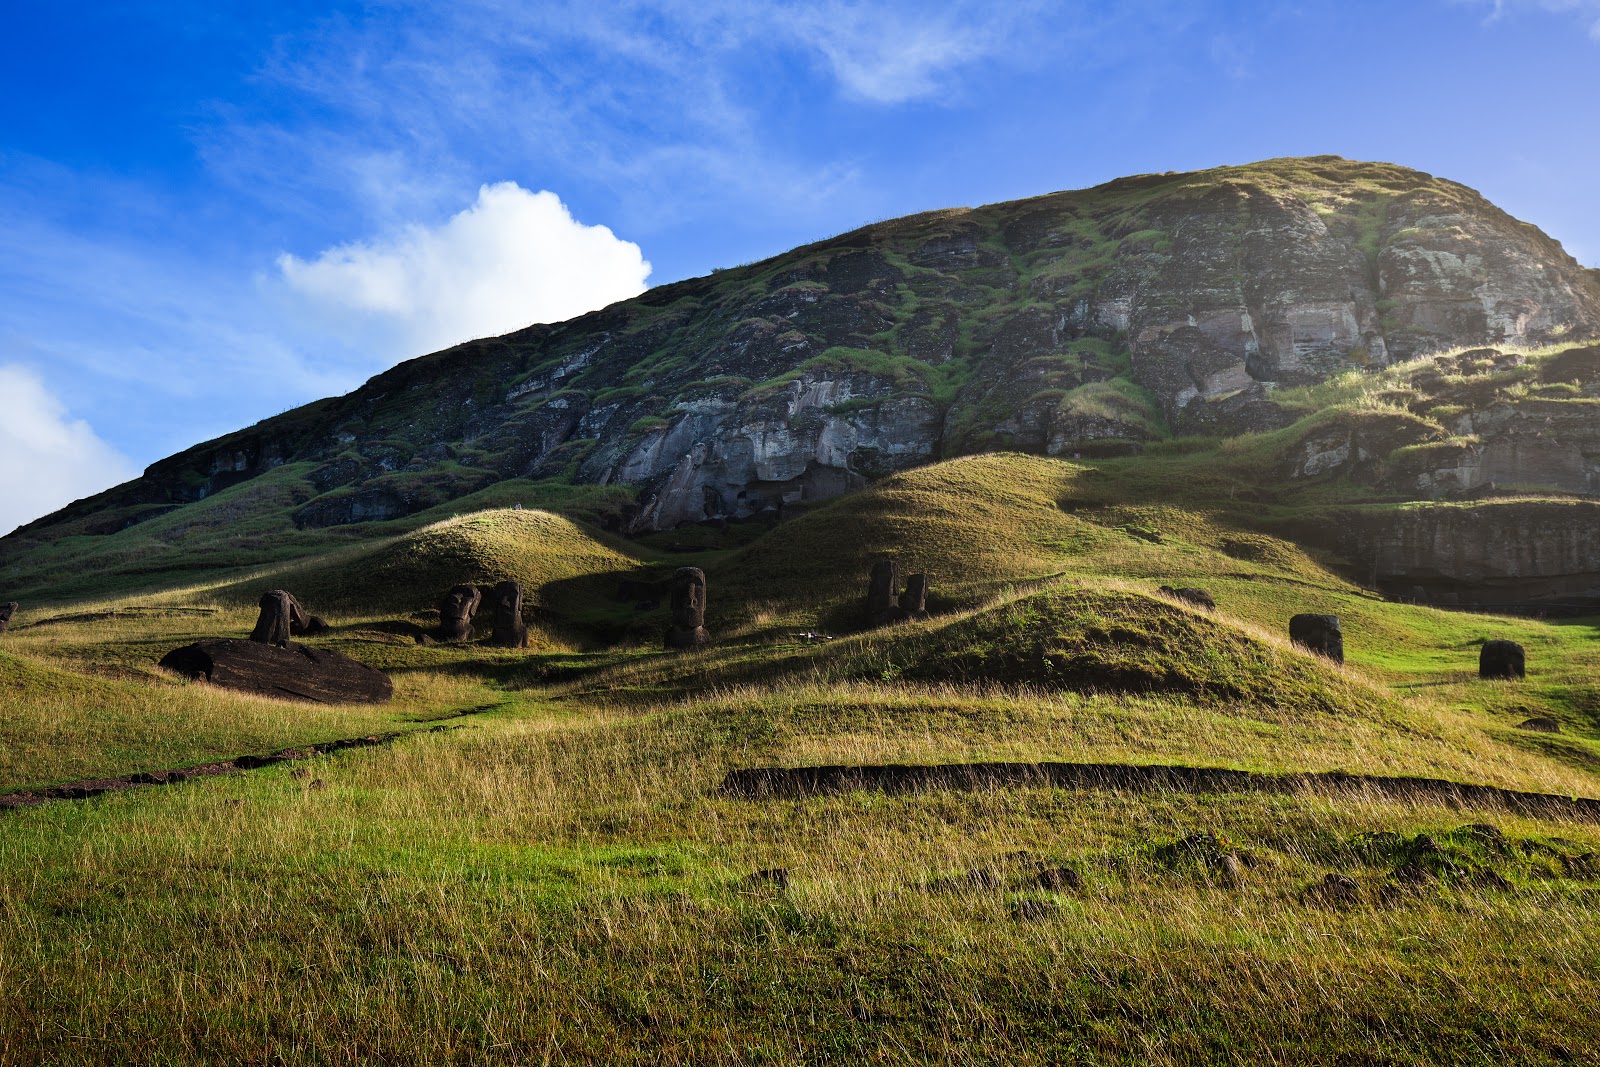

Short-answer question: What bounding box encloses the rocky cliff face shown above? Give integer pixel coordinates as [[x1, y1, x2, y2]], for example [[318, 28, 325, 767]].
[[10, 156, 1600, 550]]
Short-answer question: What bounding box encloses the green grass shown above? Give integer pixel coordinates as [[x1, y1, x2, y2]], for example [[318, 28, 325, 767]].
[[7, 450, 1600, 1063]]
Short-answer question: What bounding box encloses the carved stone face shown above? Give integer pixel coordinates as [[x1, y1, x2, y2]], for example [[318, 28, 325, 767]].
[[442, 587, 479, 621]]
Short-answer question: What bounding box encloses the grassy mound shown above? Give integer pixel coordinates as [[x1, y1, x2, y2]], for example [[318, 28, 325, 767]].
[[871, 585, 1380, 712], [241, 508, 645, 618]]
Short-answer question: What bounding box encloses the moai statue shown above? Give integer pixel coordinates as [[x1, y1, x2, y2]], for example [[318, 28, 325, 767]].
[[487, 580, 529, 649], [1289, 614, 1344, 664], [250, 589, 309, 648], [0, 602, 17, 635], [867, 559, 904, 626], [437, 584, 482, 642], [899, 573, 930, 618], [1479, 640, 1526, 680], [664, 567, 710, 649]]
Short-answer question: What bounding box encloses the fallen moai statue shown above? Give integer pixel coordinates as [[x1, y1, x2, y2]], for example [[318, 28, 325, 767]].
[[1480, 640, 1526, 680], [487, 580, 529, 648], [664, 567, 710, 649], [159, 639, 393, 704], [0, 602, 16, 635], [1289, 614, 1344, 664], [438, 585, 482, 642]]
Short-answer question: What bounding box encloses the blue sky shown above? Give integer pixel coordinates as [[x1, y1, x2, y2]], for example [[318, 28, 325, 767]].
[[3, 0, 1599, 533]]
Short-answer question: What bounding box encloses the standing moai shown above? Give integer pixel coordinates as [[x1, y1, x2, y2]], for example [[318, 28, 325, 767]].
[[250, 589, 309, 648], [867, 559, 904, 626], [487, 580, 529, 649], [1479, 640, 1526, 680], [1289, 614, 1343, 664], [899, 573, 930, 618], [0, 602, 17, 635], [664, 567, 710, 649], [437, 584, 482, 642]]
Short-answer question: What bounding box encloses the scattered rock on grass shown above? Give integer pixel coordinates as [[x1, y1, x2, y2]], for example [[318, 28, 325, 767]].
[[0, 601, 17, 635], [1010, 898, 1060, 921], [745, 868, 790, 890], [1305, 873, 1363, 907], [1032, 866, 1083, 891], [1517, 716, 1561, 733]]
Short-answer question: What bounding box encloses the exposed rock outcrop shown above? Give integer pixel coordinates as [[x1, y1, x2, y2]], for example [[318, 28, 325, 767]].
[[1289, 614, 1344, 664], [10, 156, 1595, 551]]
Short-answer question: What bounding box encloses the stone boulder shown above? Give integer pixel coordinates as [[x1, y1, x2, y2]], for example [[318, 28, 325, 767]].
[[1480, 640, 1526, 680], [664, 567, 710, 649], [438, 584, 481, 642], [487, 580, 529, 649], [1289, 614, 1344, 664], [0, 602, 16, 635], [250, 589, 309, 648], [159, 639, 393, 704]]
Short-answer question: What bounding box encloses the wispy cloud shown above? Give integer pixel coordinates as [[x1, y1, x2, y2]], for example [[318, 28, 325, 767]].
[[276, 182, 652, 359], [0, 365, 138, 535], [1458, 0, 1600, 38]]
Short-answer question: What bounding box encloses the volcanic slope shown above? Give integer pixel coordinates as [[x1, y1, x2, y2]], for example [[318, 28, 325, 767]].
[[5, 154, 1598, 583]]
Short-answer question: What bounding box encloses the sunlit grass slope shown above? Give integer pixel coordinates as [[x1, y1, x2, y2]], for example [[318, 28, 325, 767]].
[[228, 507, 647, 618]]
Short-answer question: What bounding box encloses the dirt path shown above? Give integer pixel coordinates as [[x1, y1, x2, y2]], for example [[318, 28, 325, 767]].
[[0, 702, 501, 811], [721, 761, 1600, 823]]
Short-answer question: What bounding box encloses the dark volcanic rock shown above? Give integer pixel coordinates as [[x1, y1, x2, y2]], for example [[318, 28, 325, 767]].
[[1516, 716, 1561, 733], [487, 580, 529, 649], [250, 590, 308, 648], [664, 567, 710, 649], [159, 639, 393, 704], [1479, 640, 1526, 680], [0, 602, 15, 635], [438, 585, 481, 642], [1289, 614, 1344, 664]]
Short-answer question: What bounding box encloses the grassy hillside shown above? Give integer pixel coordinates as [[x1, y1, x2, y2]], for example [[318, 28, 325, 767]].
[[5, 452, 1600, 1063]]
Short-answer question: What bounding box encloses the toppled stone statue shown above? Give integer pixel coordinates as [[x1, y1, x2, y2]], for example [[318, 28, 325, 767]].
[[250, 590, 309, 648], [487, 580, 529, 649], [1160, 586, 1216, 611], [899, 572, 930, 618], [1289, 614, 1344, 664], [867, 559, 904, 626], [0, 602, 16, 635], [160, 639, 392, 704], [664, 567, 710, 649], [438, 585, 482, 642], [1479, 640, 1526, 680]]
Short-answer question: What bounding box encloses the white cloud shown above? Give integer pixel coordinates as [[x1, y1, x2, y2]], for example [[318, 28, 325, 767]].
[[0, 365, 138, 535], [774, 1, 1041, 104], [276, 182, 652, 359]]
